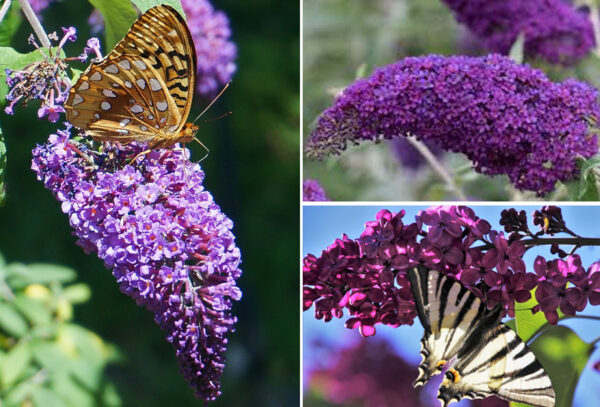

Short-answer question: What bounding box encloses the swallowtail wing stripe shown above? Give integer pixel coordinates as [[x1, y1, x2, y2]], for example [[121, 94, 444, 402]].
[[407, 266, 556, 407]]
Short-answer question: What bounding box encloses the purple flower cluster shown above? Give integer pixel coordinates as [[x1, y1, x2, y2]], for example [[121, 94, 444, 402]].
[[303, 179, 329, 201], [4, 28, 86, 122], [303, 206, 600, 336], [442, 0, 595, 65], [31, 129, 242, 401], [305, 55, 600, 195], [180, 0, 236, 98], [308, 338, 430, 407]]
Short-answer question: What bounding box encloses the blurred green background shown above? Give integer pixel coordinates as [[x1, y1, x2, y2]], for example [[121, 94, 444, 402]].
[[0, 0, 299, 405], [303, 0, 600, 201]]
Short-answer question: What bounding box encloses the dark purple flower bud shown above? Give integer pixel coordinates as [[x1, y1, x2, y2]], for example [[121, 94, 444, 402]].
[[303, 178, 329, 201], [305, 55, 600, 196], [31, 129, 242, 401], [442, 0, 595, 65]]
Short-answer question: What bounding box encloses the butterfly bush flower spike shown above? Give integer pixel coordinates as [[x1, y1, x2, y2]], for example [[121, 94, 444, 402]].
[[442, 0, 595, 65], [31, 131, 242, 401], [303, 206, 600, 335], [305, 55, 600, 195], [4, 28, 88, 122]]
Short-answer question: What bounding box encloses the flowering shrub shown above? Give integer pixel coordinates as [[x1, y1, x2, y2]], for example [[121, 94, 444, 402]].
[[442, 0, 595, 65], [3, 4, 242, 402], [303, 206, 600, 336], [305, 54, 600, 196], [32, 129, 242, 400]]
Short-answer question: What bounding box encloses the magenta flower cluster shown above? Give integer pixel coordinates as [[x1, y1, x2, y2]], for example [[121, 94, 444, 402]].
[[180, 0, 237, 98], [305, 55, 600, 195], [303, 179, 329, 201], [303, 206, 600, 336], [4, 28, 86, 122], [31, 129, 242, 401], [442, 0, 595, 65]]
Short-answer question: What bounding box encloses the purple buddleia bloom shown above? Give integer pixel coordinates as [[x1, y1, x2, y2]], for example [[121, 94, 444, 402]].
[[305, 55, 600, 196], [181, 0, 237, 98], [442, 0, 594, 65], [31, 129, 242, 401], [303, 178, 329, 201]]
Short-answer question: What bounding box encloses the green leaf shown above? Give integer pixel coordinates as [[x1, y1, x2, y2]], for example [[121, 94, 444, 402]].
[[0, 123, 6, 206], [0, 302, 28, 337], [13, 294, 52, 326], [577, 155, 600, 200], [512, 325, 592, 407], [6, 263, 76, 287], [31, 386, 67, 407], [49, 373, 96, 407], [130, 0, 185, 18], [508, 32, 526, 64], [1, 341, 32, 389], [61, 284, 91, 304], [0, 1, 23, 46], [30, 341, 69, 374], [88, 0, 137, 50], [513, 287, 557, 342], [0, 47, 45, 104]]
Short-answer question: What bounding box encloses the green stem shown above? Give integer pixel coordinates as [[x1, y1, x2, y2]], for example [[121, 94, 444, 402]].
[[17, 0, 50, 48], [0, 0, 11, 24], [406, 135, 467, 201]]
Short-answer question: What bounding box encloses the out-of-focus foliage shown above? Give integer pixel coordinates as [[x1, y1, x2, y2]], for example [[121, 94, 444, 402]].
[[303, 0, 600, 201], [0, 0, 299, 405], [0, 253, 120, 407]]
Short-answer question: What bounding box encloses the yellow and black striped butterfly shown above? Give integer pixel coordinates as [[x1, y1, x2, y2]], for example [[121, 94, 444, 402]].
[[65, 5, 198, 150], [408, 266, 556, 407]]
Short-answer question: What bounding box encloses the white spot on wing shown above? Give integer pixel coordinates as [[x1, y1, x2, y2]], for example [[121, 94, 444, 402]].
[[94, 113, 100, 119], [156, 101, 168, 111], [136, 79, 146, 90], [89, 71, 102, 81], [167, 125, 178, 132], [102, 89, 117, 98], [133, 60, 147, 70], [77, 81, 89, 91], [130, 104, 143, 113], [120, 119, 130, 127], [104, 64, 119, 74], [168, 29, 177, 37], [118, 60, 132, 70], [147, 114, 154, 120], [71, 94, 84, 106], [124, 81, 133, 88], [149, 78, 162, 92], [140, 125, 148, 131], [101, 101, 111, 110], [117, 129, 129, 135]]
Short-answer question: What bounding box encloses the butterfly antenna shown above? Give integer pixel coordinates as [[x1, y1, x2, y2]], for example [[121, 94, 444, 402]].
[[193, 137, 210, 161], [192, 81, 231, 124]]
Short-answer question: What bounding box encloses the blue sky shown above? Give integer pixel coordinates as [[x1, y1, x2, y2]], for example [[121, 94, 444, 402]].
[[303, 205, 600, 407]]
